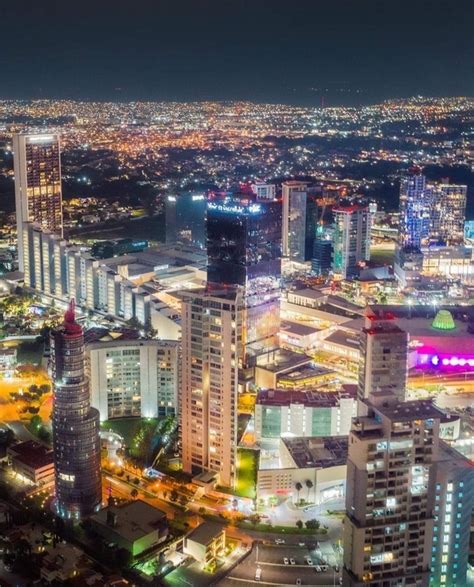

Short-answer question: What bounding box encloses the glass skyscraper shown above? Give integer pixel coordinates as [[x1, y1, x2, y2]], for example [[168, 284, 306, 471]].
[[207, 193, 282, 368], [51, 302, 102, 519]]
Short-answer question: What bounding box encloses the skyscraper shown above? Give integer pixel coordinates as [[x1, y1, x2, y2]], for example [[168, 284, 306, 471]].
[[282, 180, 308, 261], [358, 307, 408, 403], [180, 287, 241, 488], [311, 225, 333, 276], [332, 204, 371, 279], [165, 192, 207, 248], [399, 168, 430, 250], [51, 301, 102, 519], [13, 134, 63, 272], [343, 397, 444, 586], [399, 169, 467, 249], [430, 183, 467, 246], [206, 194, 281, 369]]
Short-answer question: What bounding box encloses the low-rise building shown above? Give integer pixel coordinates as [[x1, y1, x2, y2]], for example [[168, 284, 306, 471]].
[[183, 522, 226, 567], [257, 436, 348, 502], [254, 387, 357, 442], [7, 441, 54, 486], [89, 500, 168, 558]]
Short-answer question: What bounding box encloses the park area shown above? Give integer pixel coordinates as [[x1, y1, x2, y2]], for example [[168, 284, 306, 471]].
[[235, 448, 258, 499]]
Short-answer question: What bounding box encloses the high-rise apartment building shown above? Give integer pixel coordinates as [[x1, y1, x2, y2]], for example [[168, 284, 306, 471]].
[[343, 397, 443, 586], [399, 169, 467, 250], [180, 287, 242, 488], [51, 302, 102, 519], [282, 180, 308, 261], [86, 339, 179, 420], [358, 308, 408, 403], [332, 204, 371, 279], [343, 395, 474, 587], [207, 194, 281, 368], [430, 443, 474, 587], [251, 181, 276, 200], [430, 183, 467, 246], [399, 169, 430, 250], [13, 134, 63, 272]]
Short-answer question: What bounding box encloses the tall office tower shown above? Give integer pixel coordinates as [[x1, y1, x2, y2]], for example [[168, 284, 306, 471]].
[[343, 397, 444, 586], [332, 204, 371, 280], [180, 287, 242, 488], [311, 225, 333, 276], [399, 168, 431, 250], [51, 302, 102, 519], [282, 180, 308, 261], [165, 192, 207, 248], [13, 134, 63, 272], [251, 181, 276, 200], [358, 307, 408, 404], [207, 194, 281, 370], [430, 183, 467, 245]]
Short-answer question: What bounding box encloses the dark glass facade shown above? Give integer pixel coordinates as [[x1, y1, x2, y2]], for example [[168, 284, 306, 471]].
[[207, 195, 282, 367], [51, 303, 102, 519], [207, 196, 281, 287], [165, 192, 207, 248]]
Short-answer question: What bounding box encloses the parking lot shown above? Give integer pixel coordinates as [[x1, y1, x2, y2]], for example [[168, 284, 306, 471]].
[[218, 542, 342, 586]]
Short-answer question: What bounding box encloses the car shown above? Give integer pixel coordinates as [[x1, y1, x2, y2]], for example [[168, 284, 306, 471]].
[[298, 542, 305, 547], [306, 557, 313, 565], [284, 558, 290, 565], [275, 538, 285, 544], [321, 564, 329, 572], [315, 565, 322, 572], [255, 568, 262, 582], [296, 580, 302, 586], [290, 558, 296, 565], [339, 579, 343, 585], [334, 565, 340, 572]]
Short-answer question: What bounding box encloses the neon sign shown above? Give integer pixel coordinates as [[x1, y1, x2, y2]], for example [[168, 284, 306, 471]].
[[208, 202, 262, 214]]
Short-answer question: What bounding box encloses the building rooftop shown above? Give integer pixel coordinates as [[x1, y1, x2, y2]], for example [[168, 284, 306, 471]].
[[281, 320, 322, 337], [7, 441, 53, 470], [256, 349, 312, 374], [323, 329, 360, 350], [185, 521, 225, 546], [91, 500, 166, 543], [375, 398, 446, 422], [257, 387, 356, 408], [282, 436, 348, 469]]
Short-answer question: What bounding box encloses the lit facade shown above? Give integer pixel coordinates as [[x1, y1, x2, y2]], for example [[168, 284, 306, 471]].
[[358, 308, 408, 403], [86, 339, 179, 420], [206, 194, 281, 368], [332, 205, 371, 279], [51, 302, 102, 519], [282, 180, 308, 261], [399, 170, 430, 250], [430, 184, 467, 246], [180, 288, 242, 488], [13, 134, 63, 272], [343, 398, 443, 586]]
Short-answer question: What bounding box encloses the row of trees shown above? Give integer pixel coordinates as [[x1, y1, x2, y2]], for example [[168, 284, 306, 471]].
[[294, 479, 313, 503]]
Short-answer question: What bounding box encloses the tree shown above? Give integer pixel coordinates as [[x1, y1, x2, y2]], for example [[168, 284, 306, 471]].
[[130, 488, 139, 499], [248, 514, 261, 527], [170, 489, 179, 502], [295, 482, 303, 504], [198, 506, 206, 516], [296, 519, 303, 529], [305, 479, 313, 501], [126, 317, 143, 330], [305, 518, 320, 530]]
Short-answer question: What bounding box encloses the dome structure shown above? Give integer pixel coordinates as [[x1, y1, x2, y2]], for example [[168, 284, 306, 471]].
[[432, 309, 456, 331]]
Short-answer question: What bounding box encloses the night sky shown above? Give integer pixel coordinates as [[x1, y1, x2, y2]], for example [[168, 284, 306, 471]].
[[1, 0, 473, 104]]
